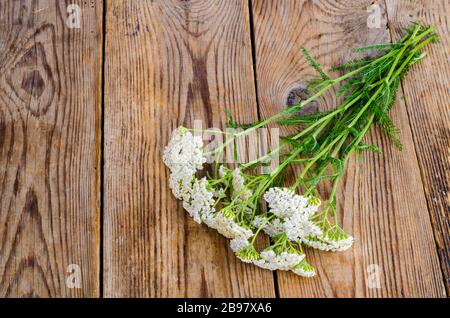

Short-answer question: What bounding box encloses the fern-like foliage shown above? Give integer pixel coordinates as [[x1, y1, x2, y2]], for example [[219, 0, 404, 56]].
[[301, 47, 330, 81], [354, 43, 404, 53]]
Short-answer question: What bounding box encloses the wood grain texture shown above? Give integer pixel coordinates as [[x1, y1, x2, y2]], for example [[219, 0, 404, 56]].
[[104, 0, 275, 297], [251, 0, 446, 297], [386, 0, 450, 294], [0, 0, 101, 297]]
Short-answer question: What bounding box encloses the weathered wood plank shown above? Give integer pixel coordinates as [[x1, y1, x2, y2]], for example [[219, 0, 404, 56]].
[[0, 1, 102, 297], [386, 0, 450, 294], [251, 0, 446, 297], [104, 0, 275, 297]]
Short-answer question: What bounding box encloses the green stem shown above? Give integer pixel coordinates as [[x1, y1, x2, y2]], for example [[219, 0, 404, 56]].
[[251, 214, 275, 245]]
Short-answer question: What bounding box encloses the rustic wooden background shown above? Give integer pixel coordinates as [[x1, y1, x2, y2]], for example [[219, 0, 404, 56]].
[[0, 0, 448, 298]]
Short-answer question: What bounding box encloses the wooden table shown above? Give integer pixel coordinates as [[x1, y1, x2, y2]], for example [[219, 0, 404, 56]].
[[0, 0, 448, 298]]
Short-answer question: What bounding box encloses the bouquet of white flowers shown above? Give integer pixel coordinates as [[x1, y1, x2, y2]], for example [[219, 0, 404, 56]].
[[163, 23, 438, 277]]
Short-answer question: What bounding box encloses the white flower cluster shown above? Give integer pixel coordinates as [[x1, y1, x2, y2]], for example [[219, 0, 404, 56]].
[[284, 212, 322, 241], [253, 216, 284, 237], [258, 187, 322, 241], [254, 249, 305, 271], [182, 178, 215, 224], [231, 240, 313, 276], [163, 128, 205, 200], [163, 128, 216, 224], [264, 187, 309, 218], [230, 236, 250, 253], [301, 225, 353, 252], [163, 127, 205, 175], [258, 188, 353, 252], [215, 212, 254, 239]]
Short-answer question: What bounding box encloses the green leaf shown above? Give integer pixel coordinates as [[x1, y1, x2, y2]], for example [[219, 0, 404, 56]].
[[278, 110, 332, 126], [224, 108, 259, 129], [356, 143, 382, 155], [327, 157, 345, 175], [302, 135, 318, 153], [301, 47, 330, 81], [330, 56, 373, 72], [376, 113, 403, 150], [354, 43, 404, 53]]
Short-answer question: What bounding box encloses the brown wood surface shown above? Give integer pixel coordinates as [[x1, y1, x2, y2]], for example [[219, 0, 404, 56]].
[[0, 1, 101, 297], [103, 0, 275, 297], [386, 0, 450, 294], [0, 0, 448, 298], [251, 0, 446, 297]]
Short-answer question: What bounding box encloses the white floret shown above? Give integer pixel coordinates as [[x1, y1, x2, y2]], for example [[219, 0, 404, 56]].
[[252, 216, 265, 228], [234, 245, 260, 264], [253, 258, 279, 271], [230, 237, 250, 253], [252, 216, 285, 237]]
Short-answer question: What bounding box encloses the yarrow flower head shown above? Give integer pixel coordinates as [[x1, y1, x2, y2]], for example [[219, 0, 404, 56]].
[[235, 245, 260, 264], [230, 236, 250, 253], [302, 225, 353, 252], [254, 246, 305, 271], [215, 208, 254, 240], [163, 127, 206, 174], [164, 128, 223, 224], [321, 225, 354, 251], [292, 259, 316, 277], [263, 187, 309, 218], [259, 188, 323, 241], [163, 127, 207, 200], [283, 212, 322, 241]]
